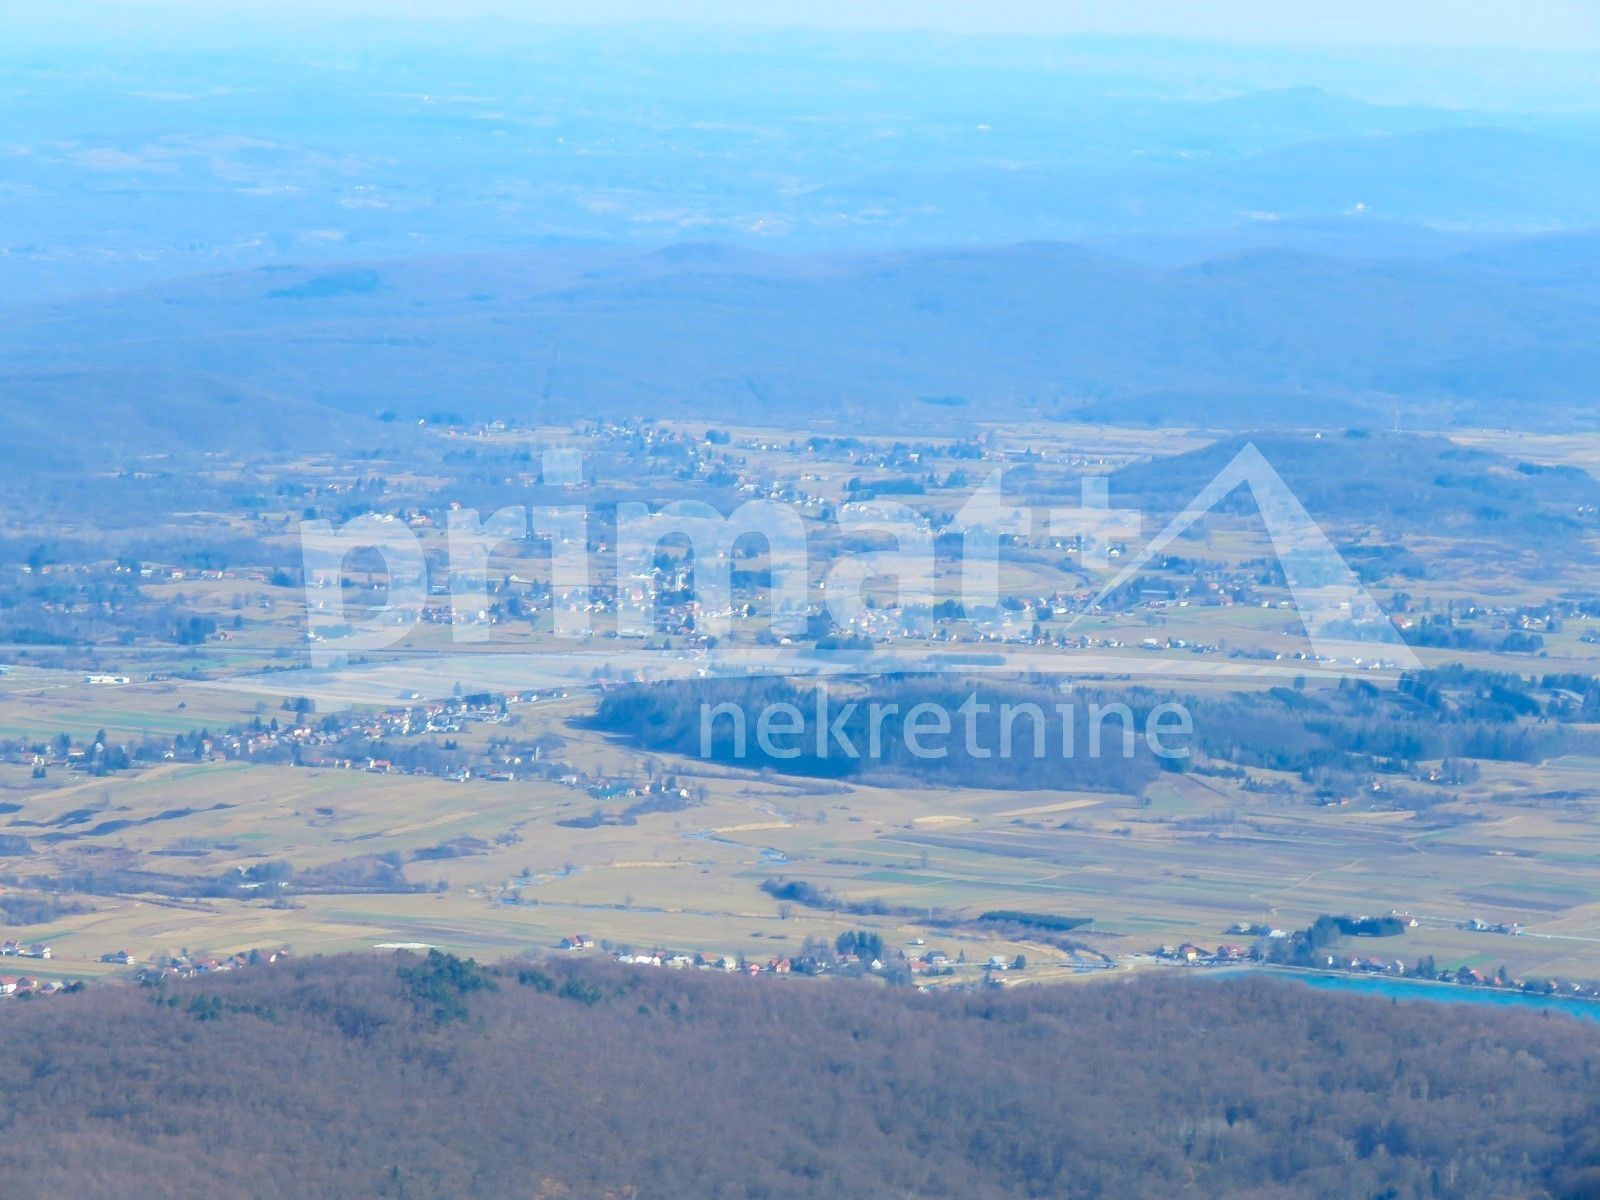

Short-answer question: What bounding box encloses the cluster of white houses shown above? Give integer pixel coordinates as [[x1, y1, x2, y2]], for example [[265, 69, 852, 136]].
[[1, 940, 66, 996], [0, 939, 52, 959], [129, 948, 291, 983], [0, 974, 68, 997]]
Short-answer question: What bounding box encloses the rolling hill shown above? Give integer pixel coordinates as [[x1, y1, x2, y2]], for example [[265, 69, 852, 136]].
[[6, 233, 1600, 455]]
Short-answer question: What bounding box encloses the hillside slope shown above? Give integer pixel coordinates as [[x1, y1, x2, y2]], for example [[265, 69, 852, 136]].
[[0, 953, 1596, 1199]]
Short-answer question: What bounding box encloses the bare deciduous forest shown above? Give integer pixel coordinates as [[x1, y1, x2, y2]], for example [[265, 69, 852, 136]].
[[0, 954, 1596, 1199]]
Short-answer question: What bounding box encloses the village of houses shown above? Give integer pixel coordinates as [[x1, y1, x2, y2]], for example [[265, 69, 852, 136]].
[[5, 901, 1600, 1007], [0, 938, 295, 999]]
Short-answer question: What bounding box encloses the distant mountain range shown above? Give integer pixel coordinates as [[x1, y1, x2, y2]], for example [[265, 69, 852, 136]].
[[5, 24, 1599, 460], [5, 229, 1600, 458], [5, 25, 1600, 303]]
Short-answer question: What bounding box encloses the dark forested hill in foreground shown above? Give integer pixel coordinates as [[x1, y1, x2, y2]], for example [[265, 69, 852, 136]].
[[8, 232, 1600, 460], [2, 954, 1598, 1200]]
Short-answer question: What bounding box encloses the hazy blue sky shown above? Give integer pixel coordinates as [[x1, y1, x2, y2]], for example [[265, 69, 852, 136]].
[[30, 0, 1600, 49]]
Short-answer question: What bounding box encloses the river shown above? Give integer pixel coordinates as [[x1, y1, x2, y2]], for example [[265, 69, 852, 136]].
[[1221, 967, 1600, 1022]]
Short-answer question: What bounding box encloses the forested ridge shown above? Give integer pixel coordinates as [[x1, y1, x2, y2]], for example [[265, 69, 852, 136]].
[[1, 953, 1598, 1199]]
